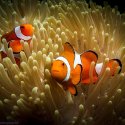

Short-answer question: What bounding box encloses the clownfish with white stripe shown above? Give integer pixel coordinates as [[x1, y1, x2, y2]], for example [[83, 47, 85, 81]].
[[1, 24, 33, 43], [51, 42, 122, 95], [0, 24, 33, 65]]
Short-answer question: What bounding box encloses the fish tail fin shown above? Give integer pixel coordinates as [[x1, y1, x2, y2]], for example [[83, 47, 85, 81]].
[[106, 59, 122, 76]]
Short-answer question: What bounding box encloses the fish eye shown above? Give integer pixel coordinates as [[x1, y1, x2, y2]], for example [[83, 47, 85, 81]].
[[62, 63, 64, 66], [20, 26, 24, 29]]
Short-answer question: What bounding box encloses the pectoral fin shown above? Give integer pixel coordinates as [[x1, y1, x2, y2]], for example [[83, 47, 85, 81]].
[[8, 40, 23, 54], [71, 64, 82, 85]]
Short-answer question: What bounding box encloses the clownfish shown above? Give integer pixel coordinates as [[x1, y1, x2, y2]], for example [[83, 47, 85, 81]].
[[51, 42, 122, 95], [0, 24, 33, 65], [1, 24, 33, 43]]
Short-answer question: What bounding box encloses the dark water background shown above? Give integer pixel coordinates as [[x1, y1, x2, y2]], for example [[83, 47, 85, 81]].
[[86, 0, 124, 13], [40, 0, 124, 13]]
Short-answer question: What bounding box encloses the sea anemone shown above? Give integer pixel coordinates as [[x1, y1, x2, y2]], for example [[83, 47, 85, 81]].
[[0, 0, 125, 125]]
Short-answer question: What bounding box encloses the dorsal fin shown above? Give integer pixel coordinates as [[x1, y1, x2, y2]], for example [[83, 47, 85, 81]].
[[80, 50, 98, 84], [61, 42, 75, 69], [62, 42, 75, 56], [80, 50, 98, 63]]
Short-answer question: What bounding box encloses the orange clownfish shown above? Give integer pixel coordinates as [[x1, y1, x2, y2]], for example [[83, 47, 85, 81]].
[[51, 42, 122, 95], [0, 24, 33, 65], [1, 24, 33, 43]]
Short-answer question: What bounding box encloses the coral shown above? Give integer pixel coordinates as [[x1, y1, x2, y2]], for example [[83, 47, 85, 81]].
[[0, 0, 125, 125]]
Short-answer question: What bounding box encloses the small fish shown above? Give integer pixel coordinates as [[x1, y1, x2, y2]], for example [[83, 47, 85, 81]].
[[0, 24, 34, 65], [1, 24, 33, 42], [51, 42, 122, 95]]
